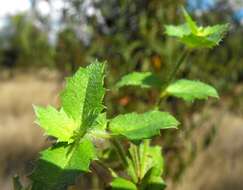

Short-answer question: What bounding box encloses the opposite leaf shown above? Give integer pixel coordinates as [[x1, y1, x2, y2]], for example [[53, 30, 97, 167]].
[[165, 7, 229, 48], [116, 72, 162, 89], [109, 111, 179, 140], [31, 139, 96, 190], [165, 79, 219, 102], [111, 177, 137, 190], [34, 106, 77, 143]]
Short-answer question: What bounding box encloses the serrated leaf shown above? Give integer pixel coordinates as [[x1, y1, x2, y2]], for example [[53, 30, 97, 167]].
[[34, 106, 77, 142], [165, 8, 229, 48], [61, 60, 105, 130], [111, 177, 137, 190], [32, 61, 107, 189], [166, 79, 219, 101], [109, 111, 179, 140], [116, 72, 162, 89], [31, 139, 96, 190]]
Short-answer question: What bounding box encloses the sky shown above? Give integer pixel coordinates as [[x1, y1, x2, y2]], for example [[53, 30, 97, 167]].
[[0, 0, 30, 18], [0, 0, 242, 30], [0, 0, 29, 27], [187, 0, 215, 11]]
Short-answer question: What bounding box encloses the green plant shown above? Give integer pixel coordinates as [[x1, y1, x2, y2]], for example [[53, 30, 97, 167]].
[[16, 8, 228, 190]]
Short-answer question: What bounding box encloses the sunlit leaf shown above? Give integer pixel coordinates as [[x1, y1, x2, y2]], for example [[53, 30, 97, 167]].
[[165, 79, 219, 101], [32, 61, 106, 189], [109, 111, 179, 140], [34, 106, 77, 143]]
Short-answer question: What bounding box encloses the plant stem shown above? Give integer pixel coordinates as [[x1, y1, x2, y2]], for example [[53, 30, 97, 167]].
[[155, 49, 190, 109], [167, 49, 190, 84], [111, 139, 128, 168]]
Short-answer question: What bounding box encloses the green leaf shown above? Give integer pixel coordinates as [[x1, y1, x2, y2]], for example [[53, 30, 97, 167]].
[[182, 7, 197, 34], [109, 111, 179, 140], [146, 146, 164, 177], [144, 177, 166, 190], [86, 113, 109, 139], [111, 177, 137, 190], [34, 106, 77, 143], [164, 24, 190, 38], [32, 61, 106, 189], [31, 139, 96, 190], [139, 143, 163, 177], [116, 72, 162, 89], [165, 7, 229, 48], [61, 60, 105, 130], [165, 79, 219, 101], [139, 143, 166, 190]]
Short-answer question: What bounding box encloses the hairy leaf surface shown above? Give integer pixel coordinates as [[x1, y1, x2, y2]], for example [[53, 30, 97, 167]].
[[61, 61, 105, 129], [166, 79, 218, 101], [109, 111, 179, 140], [116, 72, 162, 89]]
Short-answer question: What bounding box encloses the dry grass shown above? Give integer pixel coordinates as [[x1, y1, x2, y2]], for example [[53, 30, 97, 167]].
[[0, 69, 62, 189], [168, 107, 243, 190]]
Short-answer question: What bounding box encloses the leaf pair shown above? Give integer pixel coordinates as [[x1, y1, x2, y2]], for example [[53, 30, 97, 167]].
[[165, 7, 229, 48], [117, 72, 218, 102]]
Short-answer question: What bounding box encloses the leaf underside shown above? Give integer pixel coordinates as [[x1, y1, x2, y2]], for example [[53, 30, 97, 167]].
[[116, 72, 162, 89]]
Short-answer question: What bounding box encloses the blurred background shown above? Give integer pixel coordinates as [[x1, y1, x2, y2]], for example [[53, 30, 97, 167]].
[[0, 0, 243, 189]]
